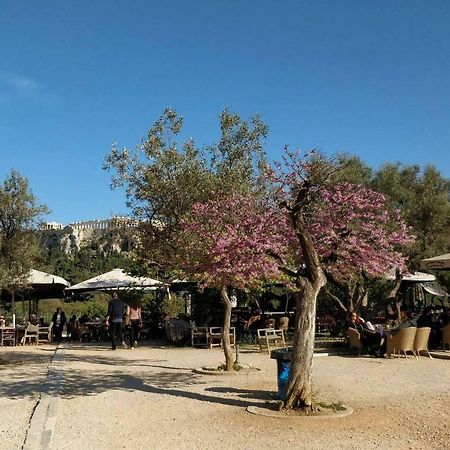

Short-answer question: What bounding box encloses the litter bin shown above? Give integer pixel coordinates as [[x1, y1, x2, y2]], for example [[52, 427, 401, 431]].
[[270, 347, 292, 399]]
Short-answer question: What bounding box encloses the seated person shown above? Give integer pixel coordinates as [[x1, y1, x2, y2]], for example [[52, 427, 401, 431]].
[[244, 309, 262, 330], [28, 314, 39, 326], [79, 313, 90, 324], [67, 315, 81, 341], [348, 311, 386, 357], [391, 308, 417, 334]]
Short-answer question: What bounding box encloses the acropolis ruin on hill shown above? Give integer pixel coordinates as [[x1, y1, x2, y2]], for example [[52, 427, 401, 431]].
[[40, 216, 138, 231]]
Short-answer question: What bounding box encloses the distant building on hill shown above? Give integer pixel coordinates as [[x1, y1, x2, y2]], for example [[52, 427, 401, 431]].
[[68, 216, 139, 231], [40, 216, 139, 232], [40, 221, 64, 230]]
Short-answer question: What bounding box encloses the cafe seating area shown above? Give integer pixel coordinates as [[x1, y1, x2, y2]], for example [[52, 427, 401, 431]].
[[191, 325, 236, 349], [347, 325, 446, 359]]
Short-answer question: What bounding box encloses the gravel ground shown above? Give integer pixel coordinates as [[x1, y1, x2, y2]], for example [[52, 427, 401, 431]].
[[1, 343, 449, 450], [0, 345, 54, 449]]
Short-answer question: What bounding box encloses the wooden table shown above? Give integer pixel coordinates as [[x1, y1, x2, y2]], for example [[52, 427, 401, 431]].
[[0, 327, 16, 346]]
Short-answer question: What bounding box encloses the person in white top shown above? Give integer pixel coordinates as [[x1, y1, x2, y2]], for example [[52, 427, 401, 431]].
[[127, 300, 142, 349]]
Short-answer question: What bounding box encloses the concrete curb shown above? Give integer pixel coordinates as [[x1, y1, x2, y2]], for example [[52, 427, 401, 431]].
[[22, 344, 67, 450], [247, 403, 354, 420]]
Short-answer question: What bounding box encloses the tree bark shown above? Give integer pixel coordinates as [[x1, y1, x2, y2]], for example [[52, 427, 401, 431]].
[[220, 286, 234, 371], [281, 215, 326, 410]]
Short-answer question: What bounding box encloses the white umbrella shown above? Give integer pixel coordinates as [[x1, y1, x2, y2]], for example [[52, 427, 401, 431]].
[[419, 253, 450, 271], [28, 269, 70, 288], [65, 268, 162, 293], [385, 269, 436, 282]]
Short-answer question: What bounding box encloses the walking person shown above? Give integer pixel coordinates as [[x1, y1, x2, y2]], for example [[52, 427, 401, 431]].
[[52, 307, 67, 342], [127, 300, 142, 349], [106, 291, 127, 350]]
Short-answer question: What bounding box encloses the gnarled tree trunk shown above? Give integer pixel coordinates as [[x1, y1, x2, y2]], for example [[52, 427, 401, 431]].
[[281, 214, 326, 410], [220, 286, 234, 371]]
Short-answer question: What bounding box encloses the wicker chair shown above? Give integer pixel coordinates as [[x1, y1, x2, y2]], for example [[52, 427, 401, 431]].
[[386, 327, 417, 358], [413, 327, 432, 359], [443, 324, 450, 351], [278, 317, 289, 332], [347, 328, 364, 355]]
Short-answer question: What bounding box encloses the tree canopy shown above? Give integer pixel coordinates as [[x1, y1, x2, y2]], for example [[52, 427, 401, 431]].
[[0, 170, 48, 309]]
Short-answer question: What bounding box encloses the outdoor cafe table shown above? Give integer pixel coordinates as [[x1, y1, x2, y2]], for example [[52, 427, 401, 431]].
[[0, 326, 24, 346]]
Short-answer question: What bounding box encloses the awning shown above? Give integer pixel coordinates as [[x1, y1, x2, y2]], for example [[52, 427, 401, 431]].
[[419, 253, 450, 271], [420, 282, 449, 297], [28, 269, 70, 288], [65, 268, 162, 293]]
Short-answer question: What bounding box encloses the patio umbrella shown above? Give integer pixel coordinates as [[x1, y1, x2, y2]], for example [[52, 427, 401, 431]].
[[419, 253, 450, 271], [65, 268, 162, 294], [28, 269, 71, 290]]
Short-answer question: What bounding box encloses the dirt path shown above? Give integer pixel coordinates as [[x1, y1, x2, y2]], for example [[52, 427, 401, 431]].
[[1, 343, 449, 449]]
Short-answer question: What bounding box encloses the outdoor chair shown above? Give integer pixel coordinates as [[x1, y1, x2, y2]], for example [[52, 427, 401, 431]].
[[413, 327, 432, 359], [257, 328, 285, 352], [21, 323, 39, 345], [443, 324, 450, 351], [191, 325, 209, 348], [278, 317, 289, 332], [207, 327, 236, 349], [0, 327, 16, 346], [38, 324, 53, 344], [79, 325, 95, 342], [347, 328, 364, 355], [386, 327, 417, 358]]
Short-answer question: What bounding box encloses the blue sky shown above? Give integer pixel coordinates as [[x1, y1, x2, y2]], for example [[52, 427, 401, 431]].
[[1, 1, 449, 224]]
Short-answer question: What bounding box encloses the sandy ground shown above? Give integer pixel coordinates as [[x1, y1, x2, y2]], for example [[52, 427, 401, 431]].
[[1, 342, 449, 450], [0, 345, 54, 449]]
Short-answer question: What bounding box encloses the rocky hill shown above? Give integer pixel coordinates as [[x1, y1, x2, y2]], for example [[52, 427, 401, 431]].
[[39, 226, 137, 256]]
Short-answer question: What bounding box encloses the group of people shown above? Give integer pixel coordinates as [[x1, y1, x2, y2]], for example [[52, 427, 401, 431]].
[[106, 291, 142, 350], [348, 304, 450, 357], [17, 292, 144, 349]]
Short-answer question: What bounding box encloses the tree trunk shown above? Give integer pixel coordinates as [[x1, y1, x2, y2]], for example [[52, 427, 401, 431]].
[[219, 286, 234, 371], [282, 213, 326, 410], [282, 278, 323, 409]]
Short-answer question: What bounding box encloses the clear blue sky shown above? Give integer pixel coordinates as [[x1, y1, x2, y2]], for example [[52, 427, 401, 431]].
[[1, 1, 449, 224]]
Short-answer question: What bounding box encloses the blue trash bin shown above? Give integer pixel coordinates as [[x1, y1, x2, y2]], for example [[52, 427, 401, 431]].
[[270, 347, 292, 400]]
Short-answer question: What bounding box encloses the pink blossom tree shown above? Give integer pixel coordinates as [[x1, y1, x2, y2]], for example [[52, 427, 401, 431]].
[[181, 149, 414, 406], [269, 150, 414, 410], [312, 182, 415, 312], [181, 193, 291, 371]]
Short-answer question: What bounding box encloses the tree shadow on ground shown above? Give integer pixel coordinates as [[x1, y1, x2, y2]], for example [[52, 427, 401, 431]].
[[206, 386, 277, 401], [62, 370, 267, 408], [0, 365, 269, 409], [66, 353, 193, 371], [67, 340, 170, 351], [0, 349, 54, 367]]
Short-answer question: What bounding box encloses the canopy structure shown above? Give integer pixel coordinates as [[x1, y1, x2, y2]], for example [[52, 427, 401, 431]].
[[28, 269, 70, 289], [386, 270, 436, 282], [1, 269, 70, 311], [402, 271, 436, 282], [419, 253, 450, 271], [421, 282, 448, 297], [65, 268, 162, 294]]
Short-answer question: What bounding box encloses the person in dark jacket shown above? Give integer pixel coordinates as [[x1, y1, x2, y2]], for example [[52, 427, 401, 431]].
[[348, 311, 385, 357], [106, 291, 127, 350], [51, 307, 67, 342]]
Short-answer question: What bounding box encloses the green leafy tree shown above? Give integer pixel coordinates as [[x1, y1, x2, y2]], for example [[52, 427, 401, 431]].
[[372, 163, 450, 262], [104, 108, 268, 278], [0, 170, 48, 313]]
